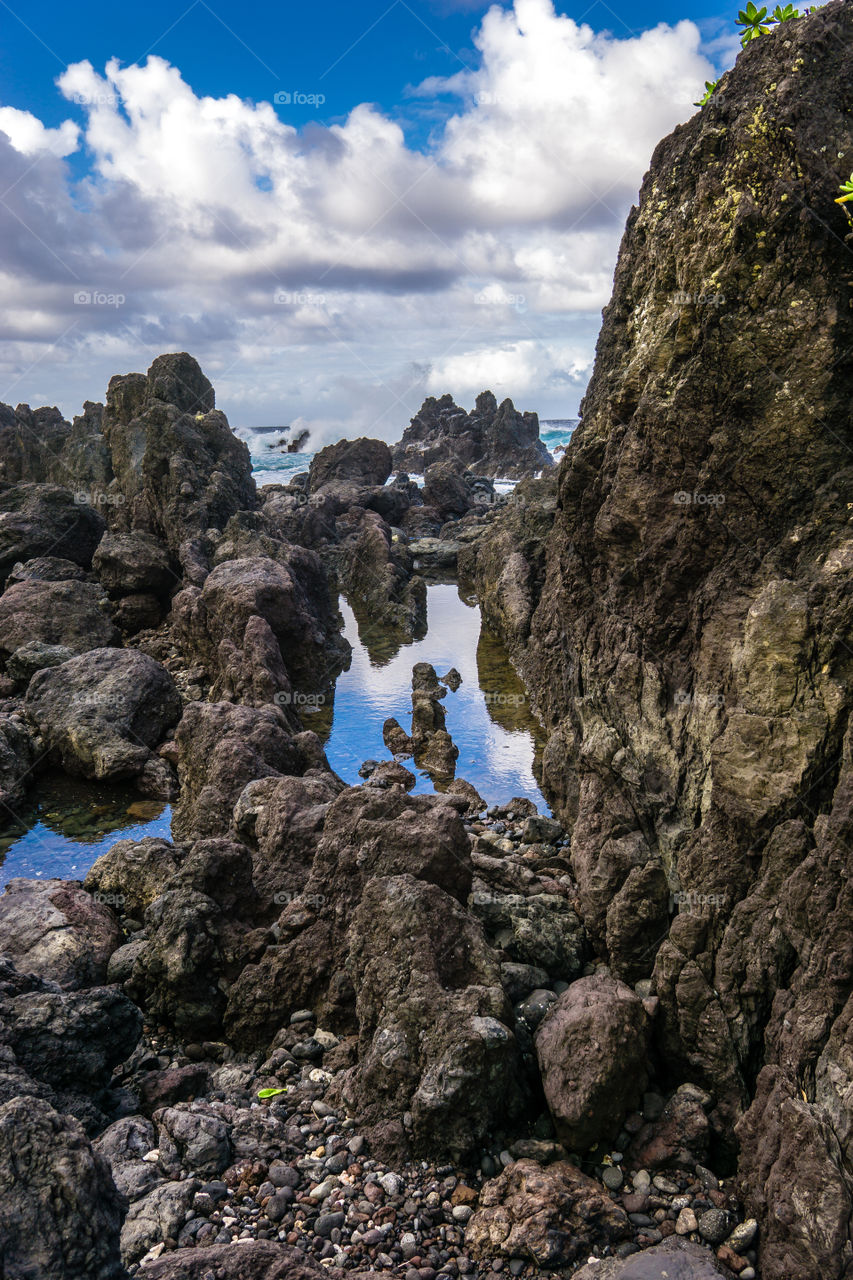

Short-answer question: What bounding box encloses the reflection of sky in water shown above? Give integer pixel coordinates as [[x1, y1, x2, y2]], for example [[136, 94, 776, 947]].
[[0, 585, 549, 889], [0, 770, 171, 888], [311, 585, 549, 812]]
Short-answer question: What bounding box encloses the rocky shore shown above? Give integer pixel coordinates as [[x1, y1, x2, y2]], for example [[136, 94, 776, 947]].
[[1, 4, 852, 1279]]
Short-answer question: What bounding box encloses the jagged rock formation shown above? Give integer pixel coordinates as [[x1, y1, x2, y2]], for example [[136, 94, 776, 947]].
[[466, 6, 853, 1277], [393, 391, 553, 480]]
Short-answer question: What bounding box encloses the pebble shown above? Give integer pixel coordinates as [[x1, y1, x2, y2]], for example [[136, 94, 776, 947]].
[[632, 1170, 651, 1191], [726, 1218, 758, 1252], [740, 1270, 756, 1279], [652, 1175, 680, 1195], [602, 1167, 624, 1191], [380, 1172, 403, 1197], [675, 1208, 698, 1235], [698, 1208, 731, 1245]]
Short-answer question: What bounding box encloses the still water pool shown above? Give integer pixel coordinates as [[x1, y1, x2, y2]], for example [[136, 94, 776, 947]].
[[0, 583, 548, 887]]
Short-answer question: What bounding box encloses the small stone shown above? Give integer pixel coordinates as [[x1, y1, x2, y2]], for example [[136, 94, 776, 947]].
[[726, 1218, 758, 1252], [452, 1205, 473, 1223], [602, 1167, 624, 1191], [266, 1193, 293, 1223], [498, 1151, 514, 1168], [740, 1270, 756, 1279], [508, 1260, 525, 1277], [315, 1212, 345, 1237], [347, 1135, 365, 1156], [694, 1164, 720, 1190], [698, 1208, 731, 1245], [652, 1175, 679, 1195], [632, 1169, 651, 1191], [290, 1009, 314, 1024], [380, 1172, 403, 1197], [675, 1207, 698, 1235]]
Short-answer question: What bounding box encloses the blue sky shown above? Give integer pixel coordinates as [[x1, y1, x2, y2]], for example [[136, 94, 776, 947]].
[[0, 0, 739, 438]]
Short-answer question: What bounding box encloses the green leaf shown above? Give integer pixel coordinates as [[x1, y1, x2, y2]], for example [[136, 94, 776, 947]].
[[257, 1087, 289, 1099]]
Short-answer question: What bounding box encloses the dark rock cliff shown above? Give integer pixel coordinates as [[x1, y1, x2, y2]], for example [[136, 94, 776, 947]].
[[468, 4, 853, 1277]]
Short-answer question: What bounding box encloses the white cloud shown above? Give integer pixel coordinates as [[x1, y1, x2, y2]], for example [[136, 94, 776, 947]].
[[0, 107, 79, 157], [0, 0, 716, 434]]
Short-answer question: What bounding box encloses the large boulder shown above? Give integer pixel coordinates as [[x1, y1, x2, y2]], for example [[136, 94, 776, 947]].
[[0, 879, 122, 989], [0, 1097, 126, 1279], [224, 786, 473, 1046], [25, 647, 181, 779], [0, 578, 118, 659], [171, 552, 348, 704], [0, 483, 105, 580], [464, 1158, 629, 1268], [342, 873, 525, 1159], [84, 838, 184, 918], [93, 530, 176, 596], [171, 701, 320, 844], [535, 975, 652, 1151], [308, 436, 392, 492]]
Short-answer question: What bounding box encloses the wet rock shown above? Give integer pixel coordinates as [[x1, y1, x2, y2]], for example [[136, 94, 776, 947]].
[[422, 462, 471, 517], [0, 578, 118, 659], [337, 508, 426, 639], [535, 975, 652, 1150], [383, 716, 414, 757], [0, 483, 106, 581], [446, 777, 486, 816], [0, 1096, 125, 1279], [465, 1158, 629, 1266], [0, 878, 122, 988], [25, 647, 181, 779]]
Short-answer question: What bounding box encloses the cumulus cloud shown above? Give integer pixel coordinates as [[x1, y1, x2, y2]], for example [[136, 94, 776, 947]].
[[0, 0, 716, 434]]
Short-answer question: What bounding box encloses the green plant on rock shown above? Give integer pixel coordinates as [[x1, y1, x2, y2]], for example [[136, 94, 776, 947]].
[[736, 3, 773, 43], [694, 79, 720, 107], [770, 3, 799, 20], [257, 1086, 288, 1099], [836, 173, 853, 219]]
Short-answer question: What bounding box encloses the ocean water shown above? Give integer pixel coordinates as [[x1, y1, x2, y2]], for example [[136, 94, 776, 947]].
[[236, 419, 578, 488]]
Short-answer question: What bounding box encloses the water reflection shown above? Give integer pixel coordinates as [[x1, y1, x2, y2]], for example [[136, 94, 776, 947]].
[[0, 771, 170, 886], [306, 584, 549, 811]]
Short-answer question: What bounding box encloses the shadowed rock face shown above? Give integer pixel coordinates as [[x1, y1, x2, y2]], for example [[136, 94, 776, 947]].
[[466, 5, 853, 1277], [393, 391, 553, 479]]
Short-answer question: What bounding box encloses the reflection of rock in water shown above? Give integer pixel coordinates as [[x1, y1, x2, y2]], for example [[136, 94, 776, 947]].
[[477, 626, 547, 780], [345, 591, 428, 666], [0, 769, 167, 861]]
